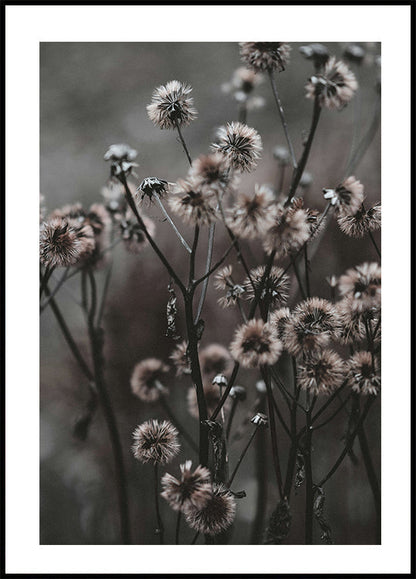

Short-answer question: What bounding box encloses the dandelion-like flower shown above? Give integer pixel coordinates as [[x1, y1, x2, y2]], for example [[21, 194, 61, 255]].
[[211, 122, 262, 173], [120, 208, 155, 254], [251, 412, 268, 427], [290, 197, 325, 239], [138, 177, 169, 202], [147, 80, 197, 130], [169, 178, 217, 226], [184, 483, 236, 536], [323, 176, 364, 216], [199, 344, 233, 379], [239, 42, 291, 72], [337, 203, 381, 238], [131, 419, 180, 464], [130, 358, 169, 403], [40, 217, 95, 269], [170, 340, 191, 376], [214, 266, 245, 309], [347, 351, 380, 395], [227, 185, 276, 239], [285, 297, 340, 356], [335, 296, 366, 345], [263, 204, 310, 256], [188, 153, 236, 196], [161, 461, 212, 511], [338, 262, 381, 313], [243, 266, 290, 308], [269, 307, 292, 345], [306, 57, 358, 110], [298, 349, 345, 395], [230, 319, 282, 368], [222, 67, 265, 110], [104, 143, 138, 176], [214, 265, 234, 290]]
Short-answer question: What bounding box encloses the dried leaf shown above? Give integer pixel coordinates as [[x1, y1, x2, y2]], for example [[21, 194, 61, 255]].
[[263, 498, 292, 544]]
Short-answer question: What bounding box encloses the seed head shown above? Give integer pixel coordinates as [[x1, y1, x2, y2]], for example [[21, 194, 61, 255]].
[[239, 42, 291, 72], [161, 461, 212, 511], [338, 262, 381, 313], [169, 178, 217, 226], [187, 382, 231, 419], [138, 177, 169, 202], [131, 419, 180, 465], [269, 307, 293, 346], [130, 358, 169, 403], [184, 483, 236, 536], [335, 296, 366, 345], [298, 349, 345, 395], [40, 217, 95, 269], [211, 122, 262, 173], [227, 185, 276, 239], [263, 204, 310, 256], [323, 176, 364, 216], [104, 143, 138, 177], [120, 208, 155, 254], [243, 265, 290, 308], [343, 44, 366, 65], [230, 319, 282, 368], [347, 351, 380, 395], [337, 203, 381, 238], [170, 340, 191, 376], [147, 80, 197, 130], [306, 57, 358, 110], [299, 43, 330, 68], [199, 344, 233, 379], [188, 153, 237, 196]]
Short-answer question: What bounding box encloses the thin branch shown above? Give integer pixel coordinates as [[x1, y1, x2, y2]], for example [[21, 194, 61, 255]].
[[154, 192, 192, 254], [194, 223, 215, 324], [268, 70, 297, 169]]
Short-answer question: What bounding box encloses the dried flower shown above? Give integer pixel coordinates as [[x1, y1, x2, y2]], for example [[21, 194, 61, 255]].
[[218, 284, 246, 309], [211, 122, 262, 173], [169, 178, 217, 226], [298, 349, 345, 395], [222, 66, 263, 96], [184, 483, 236, 535], [306, 57, 358, 110], [338, 262, 381, 313], [243, 266, 290, 308], [130, 358, 169, 402], [269, 307, 292, 345], [199, 344, 233, 378], [120, 208, 155, 254], [263, 204, 310, 256], [161, 461, 212, 511], [40, 217, 95, 269], [214, 265, 234, 291], [212, 374, 228, 387], [227, 185, 275, 239], [147, 80, 197, 130], [285, 298, 340, 356], [299, 43, 330, 68], [101, 178, 128, 214], [138, 177, 169, 202], [347, 351, 380, 395], [337, 203, 381, 237], [170, 340, 191, 376], [104, 143, 138, 176], [289, 197, 325, 239], [131, 419, 180, 464], [251, 412, 268, 427], [188, 153, 236, 196], [239, 42, 291, 72], [323, 176, 364, 216], [230, 319, 282, 368]]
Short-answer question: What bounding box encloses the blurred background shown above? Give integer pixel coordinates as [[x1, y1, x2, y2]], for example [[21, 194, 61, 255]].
[[40, 42, 381, 545]]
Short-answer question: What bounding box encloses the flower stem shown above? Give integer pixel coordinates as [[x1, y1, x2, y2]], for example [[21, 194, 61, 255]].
[[268, 70, 297, 169], [357, 423, 381, 543], [368, 230, 381, 258], [304, 392, 315, 544], [194, 223, 215, 324], [154, 463, 164, 544], [175, 121, 193, 166], [262, 366, 283, 499], [159, 395, 198, 453], [227, 425, 259, 487], [154, 192, 192, 254], [175, 510, 182, 545]]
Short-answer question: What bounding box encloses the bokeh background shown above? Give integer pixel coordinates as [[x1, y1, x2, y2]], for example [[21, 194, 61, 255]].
[[40, 42, 381, 545]]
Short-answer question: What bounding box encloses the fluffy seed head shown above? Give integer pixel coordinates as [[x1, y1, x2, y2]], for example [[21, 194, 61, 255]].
[[222, 66, 264, 97], [169, 178, 217, 226], [227, 185, 276, 239], [243, 266, 290, 308], [323, 176, 364, 216], [230, 319, 282, 368], [40, 217, 95, 268], [211, 122, 262, 173], [214, 265, 234, 290], [269, 307, 293, 345], [130, 358, 169, 402], [347, 351, 380, 395], [263, 204, 310, 256], [161, 461, 212, 511], [131, 419, 180, 464], [147, 80, 197, 130], [120, 208, 155, 254], [337, 203, 381, 238], [138, 177, 169, 202], [335, 296, 366, 345], [338, 262, 381, 313], [199, 344, 233, 379], [298, 349, 345, 395], [104, 143, 137, 162], [239, 42, 291, 72], [188, 153, 237, 196], [184, 483, 236, 536], [170, 340, 191, 376], [289, 197, 325, 239], [306, 57, 358, 110]]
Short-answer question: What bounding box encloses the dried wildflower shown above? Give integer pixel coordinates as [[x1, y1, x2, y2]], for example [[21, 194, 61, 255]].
[[263, 204, 310, 256], [269, 307, 292, 345], [298, 349, 345, 395], [120, 208, 155, 254], [227, 185, 275, 239], [343, 44, 366, 65], [337, 202, 381, 238], [104, 143, 138, 176], [188, 153, 236, 196], [239, 42, 291, 72], [218, 284, 246, 309], [212, 374, 228, 388], [131, 419, 180, 464], [187, 382, 231, 419], [161, 461, 212, 511], [211, 122, 262, 173], [40, 217, 95, 269], [214, 265, 234, 290], [130, 358, 169, 403], [243, 265, 290, 308], [169, 178, 217, 226], [336, 296, 366, 344], [138, 177, 169, 202], [230, 319, 282, 368], [289, 197, 325, 239], [170, 340, 191, 376], [84, 203, 113, 269], [323, 176, 364, 216], [199, 344, 233, 378], [299, 43, 329, 68], [101, 178, 127, 214], [251, 412, 268, 427], [347, 351, 380, 395], [230, 385, 247, 401], [147, 80, 197, 130], [306, 57, 358, 110], [184, 483, 236, 536], [338, 262, 381, 313], [285, 298, 340, 356], [222, 66, 263, 97]]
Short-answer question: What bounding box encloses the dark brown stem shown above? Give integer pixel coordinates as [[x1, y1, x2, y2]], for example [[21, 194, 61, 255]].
[[250, 394, 268, 544], [284, 358, 300, 500], [368, 230, 381, 258], [154, 463, 164, 544], [194, 223, 215, 324], [304, 245, 311, 297], [357, 423, 381, 543], [175, 510, 182, 545], [175, 121, 193, 166], [268, 70, 297, 168], [304, 393, 315, 544], [210, 362, 240, 421], [227, 426, 259, 487], [262, 366, 283, 499]]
